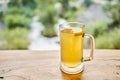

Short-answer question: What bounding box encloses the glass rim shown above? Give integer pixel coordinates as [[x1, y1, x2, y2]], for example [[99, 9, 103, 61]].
[[59, 22, 85, 27]]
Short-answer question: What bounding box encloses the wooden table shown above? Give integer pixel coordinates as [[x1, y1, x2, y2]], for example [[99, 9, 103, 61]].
[[0, 50, 120, 80]]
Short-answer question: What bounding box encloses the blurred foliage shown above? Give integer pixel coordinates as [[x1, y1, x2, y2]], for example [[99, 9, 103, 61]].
[[0, 0, 33, 50], [82, 0, 93, 7], [0, 27, 29, 50], [86, 0, 120, 49], [87, 20, 120, 49], [8, 0, 36, 9], [41, 26, 57, 37], [38, 0, 78, 37], [63, 6, 77, 21], [35, 0, 71, 37], [39, 5, 57, 25], [4, 14, 31, 29], [96, 28, 120, 49], [6, 7, 33, 18], [39, 5, 58, 37], [95, 0, 120, 49], [3, 0, 35, 29], [87, 21, 108, 38], [0, 11, 4, 21], [0, 0, 119, 49], [59, 0, 69, 11], [103, 0, 120, 28]]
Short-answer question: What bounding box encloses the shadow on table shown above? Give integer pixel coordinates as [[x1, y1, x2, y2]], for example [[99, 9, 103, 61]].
[[61, 71, 83, 80]]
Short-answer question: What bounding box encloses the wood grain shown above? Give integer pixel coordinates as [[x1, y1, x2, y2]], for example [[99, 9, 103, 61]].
[[0, 50, 120, 80]]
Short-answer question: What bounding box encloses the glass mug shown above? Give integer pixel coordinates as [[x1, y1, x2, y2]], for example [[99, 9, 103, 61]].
[[59, 22, 95, 74]]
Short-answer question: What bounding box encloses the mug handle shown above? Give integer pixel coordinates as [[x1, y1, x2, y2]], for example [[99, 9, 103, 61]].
[[83, 34, 95, 61]]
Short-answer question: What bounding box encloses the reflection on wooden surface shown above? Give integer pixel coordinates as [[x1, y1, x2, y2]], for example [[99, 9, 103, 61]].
[[61, 70, 83, 80]]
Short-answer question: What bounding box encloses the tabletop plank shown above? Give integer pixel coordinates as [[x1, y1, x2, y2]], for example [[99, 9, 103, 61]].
[[0, 50, 120, 80]]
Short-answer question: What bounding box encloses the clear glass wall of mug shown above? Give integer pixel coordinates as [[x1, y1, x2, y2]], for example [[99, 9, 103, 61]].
[[59, 22, 95, 74]]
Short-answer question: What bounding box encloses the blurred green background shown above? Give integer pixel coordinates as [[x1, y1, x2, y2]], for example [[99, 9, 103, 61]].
[[0, 0, 120, 50]]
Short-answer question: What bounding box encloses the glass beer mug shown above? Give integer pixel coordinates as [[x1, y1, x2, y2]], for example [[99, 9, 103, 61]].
[[59, 22, 95, 74]]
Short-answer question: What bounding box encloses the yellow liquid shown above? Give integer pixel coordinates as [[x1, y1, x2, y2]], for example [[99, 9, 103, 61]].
[[60, 28, 84, 67]]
